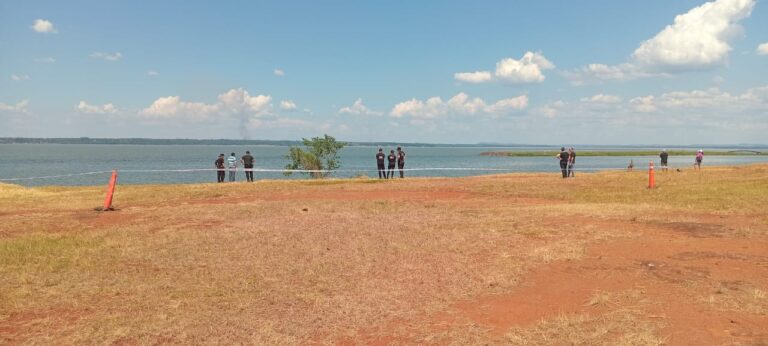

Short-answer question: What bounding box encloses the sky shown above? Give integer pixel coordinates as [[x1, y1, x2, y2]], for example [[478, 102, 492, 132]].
[[1, 0, 767, 145]]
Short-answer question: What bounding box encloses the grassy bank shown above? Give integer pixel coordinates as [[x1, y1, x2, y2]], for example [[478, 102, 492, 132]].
[[480, 149, 764, 157], [1, 165, 767, 344]]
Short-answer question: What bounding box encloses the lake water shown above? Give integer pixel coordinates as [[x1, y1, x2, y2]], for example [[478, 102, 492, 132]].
[[1, 144, 767, 186]]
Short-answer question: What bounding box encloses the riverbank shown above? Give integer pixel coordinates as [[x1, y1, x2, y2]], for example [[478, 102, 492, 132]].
[[480, 150, 764, 157], [2, 164, 767, 344]]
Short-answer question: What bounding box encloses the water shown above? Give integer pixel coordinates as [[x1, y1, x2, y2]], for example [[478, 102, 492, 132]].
[[1, 144, 767, 186]]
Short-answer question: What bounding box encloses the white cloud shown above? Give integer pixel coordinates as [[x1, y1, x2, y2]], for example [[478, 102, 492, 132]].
[[390, 92, 528, 118], [11, 74, 30, 81], [454, 52, 555, 84], [0, 100, 29, 113], [147, 70, 159, 76], [581, 94, 622, 104], [629, 96, 657, 113], [75, 101, 118, 115], [91, 52, 123, 61], [632, 0, 754, 70], [339, 98, 382, 116], [567, 0, 755, 84], [274, 69, 285, 77], [280, 100, 298, 111], [454, 71, 493, 84], [31, 19, 57, 33], [34, 57, 56, 63], [758, 43, 768, 55], [140, 88, 272, 122], [140, 96, 218, 121]]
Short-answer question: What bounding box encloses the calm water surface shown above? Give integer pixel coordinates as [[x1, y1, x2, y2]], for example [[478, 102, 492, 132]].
[[1, 144, 766, 186]]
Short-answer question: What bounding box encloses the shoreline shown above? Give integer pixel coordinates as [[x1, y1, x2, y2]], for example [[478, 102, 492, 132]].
[[480, 150, 764, 157], [4, 162, 766, 190]]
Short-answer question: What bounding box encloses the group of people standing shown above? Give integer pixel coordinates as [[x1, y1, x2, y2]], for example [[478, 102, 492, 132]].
[[375, 146, 406, 179], [214, 151, 255, 183], [556, 147, 577, 178]]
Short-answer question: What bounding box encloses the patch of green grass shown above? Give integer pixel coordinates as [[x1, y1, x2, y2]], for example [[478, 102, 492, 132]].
[[0, 233, 104, 273]]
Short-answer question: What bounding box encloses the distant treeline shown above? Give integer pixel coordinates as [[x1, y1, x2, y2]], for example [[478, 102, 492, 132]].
[[481, 150, 764, 157]]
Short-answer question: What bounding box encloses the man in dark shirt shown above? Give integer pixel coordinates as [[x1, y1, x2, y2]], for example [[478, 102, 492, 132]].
[[387, 150, 396, 179], [659, 149, 669, 172], [375, 148, 386, 179], [397, 147, 406, 178], [556, 147, 569, 178], [242, 150, 255, 182], [214, 153, 226, 183]]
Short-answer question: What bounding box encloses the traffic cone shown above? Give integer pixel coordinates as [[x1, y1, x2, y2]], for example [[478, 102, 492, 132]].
[[103, 170, 118, 210], [648, 161, 655, 189]]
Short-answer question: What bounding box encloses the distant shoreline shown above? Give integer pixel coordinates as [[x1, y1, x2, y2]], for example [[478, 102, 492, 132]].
[[480, 150, 764, 157]]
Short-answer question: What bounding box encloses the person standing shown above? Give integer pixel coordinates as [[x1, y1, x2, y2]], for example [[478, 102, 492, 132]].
[[387, 149, 396, 179], [556, 147, 569, 178], [214, 154, 226, 183], [694, 150, 704, 169], [397, 147, 406, 178], [227, 152, 238, 182], [241, 150, 255, 182], [375, 148, 386, 179], [659, 149, 669, 172], [568, 147, 576, 177]]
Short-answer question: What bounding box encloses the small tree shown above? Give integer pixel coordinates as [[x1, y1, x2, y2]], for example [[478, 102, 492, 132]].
[[284, 134, 346, 178]]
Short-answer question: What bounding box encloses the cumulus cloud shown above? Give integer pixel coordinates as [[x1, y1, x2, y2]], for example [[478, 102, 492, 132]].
[[31, 19, 57, 33], [455, 52, 555, 84], [274, 69, 285, 77], [454, 71, 493, 84], [75, 101, 118, 115], [34, 57, 56, 63], [339, 98, 382, 116], [581, 94, 622, 104], [0, 100, 29, 113], [140, 88, 273, 138], [390, 92, 528, 118], [632, 0, 754, 70], [547, 86, 768, 125], [11, 74, 30, 81], [758, 43, 768, 55], [280, 100, 297, 111], [90, 52, 123, 61], [629, 96, 657, 113], [567, 0, 755, 84], [140, 96, 218, 121]]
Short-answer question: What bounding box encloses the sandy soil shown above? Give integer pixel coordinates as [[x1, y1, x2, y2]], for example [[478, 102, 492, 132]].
[[1, 166, 767, 344]]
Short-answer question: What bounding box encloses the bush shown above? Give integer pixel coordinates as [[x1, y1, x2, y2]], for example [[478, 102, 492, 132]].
[[284, 134, 346, 178]]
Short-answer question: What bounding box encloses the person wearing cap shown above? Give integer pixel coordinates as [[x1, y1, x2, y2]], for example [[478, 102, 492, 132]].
[[555, 147, 569, 178], [659, 149, 669, 172], [241, 150, 255, 182], [227, 152, 238, 182], [375, 148, 386, 179], [214, 154, 226, 183], [694, 150, 704, 170]]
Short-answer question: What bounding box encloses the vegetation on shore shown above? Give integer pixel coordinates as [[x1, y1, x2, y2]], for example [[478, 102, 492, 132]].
[[480, 150, 763, 157]]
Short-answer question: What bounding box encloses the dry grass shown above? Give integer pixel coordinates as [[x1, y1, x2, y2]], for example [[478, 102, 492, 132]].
[[1, 164, 767, 344]]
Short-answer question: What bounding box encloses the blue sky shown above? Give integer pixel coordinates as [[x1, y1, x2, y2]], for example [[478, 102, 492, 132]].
[[1, 0, 767, 144]]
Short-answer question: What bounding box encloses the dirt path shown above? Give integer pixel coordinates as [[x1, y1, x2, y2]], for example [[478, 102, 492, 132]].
[[347, 216, 768, 345]]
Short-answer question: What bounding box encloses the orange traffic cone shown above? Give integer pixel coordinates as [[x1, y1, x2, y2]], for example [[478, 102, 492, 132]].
[[103, 170, 118, 210], [648, 161, 655, 189]]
